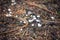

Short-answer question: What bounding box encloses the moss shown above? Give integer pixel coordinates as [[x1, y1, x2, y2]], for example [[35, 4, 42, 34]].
[[57, 11, 60, 14]]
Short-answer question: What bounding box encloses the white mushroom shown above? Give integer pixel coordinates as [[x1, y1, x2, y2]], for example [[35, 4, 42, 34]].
[[28, 11, 32, 15], [9, 12, 12, 14], [11, 2, 16, 5], [23, 21, 26, 23], [5, 14, 12, 17], [15, 15, 18, 17], [11, 0, 15, 2], [33, 16, 36, 20], [8, 8, 11, 11], [20, 21, 23, 23], [37, 15, 40, 18], [20, 28, 23, 31], [14, 2, 16, 5], [38, 23, 42, 27], [31, 24, 34, 26], [26, 14, 28, 16], [36, 19, 40, 22], [51, 16, 55, 20], [28, 20, 33, 22]]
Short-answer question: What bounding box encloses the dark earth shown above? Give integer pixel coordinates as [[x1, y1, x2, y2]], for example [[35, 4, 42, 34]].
[[0, 0, 60, 40]]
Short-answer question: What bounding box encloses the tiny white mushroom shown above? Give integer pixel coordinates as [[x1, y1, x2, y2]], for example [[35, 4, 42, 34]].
[[26, 14, 28, 16], [33, 16, 36, 18], [15, 37, 17, 39], [37, 15, 40, 17], [9, 12, 12, 14], [31, 24, 34, 26], [30, 15, 33, 17], [33, 17, 36, 20], [11, 3, 14, 5], [11, 2, 16, 5], [3, 10, 5, 12], [11, 0, 15, 2], [20, 21, 23, 23], [38, 23, 42, 27], [8, 9, 11, 11], [14, 2, 16, 5], [5, 14, 12, 17], [20, 28, 23, 31], [36, 19, 40, 22], [15, 15, 18, 17], [23, 21, 26, 23], [51, 16, 55, 20], [28, 20, 33, 22], [33, 16, 36, 20], [28, 11, 32, 15]]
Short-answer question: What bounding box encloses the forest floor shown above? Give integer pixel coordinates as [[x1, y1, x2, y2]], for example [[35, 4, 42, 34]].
[[0, 0, 60, 40]]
